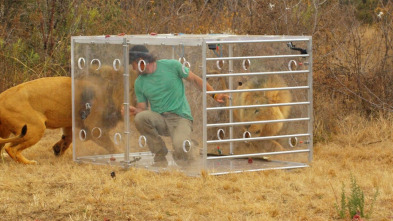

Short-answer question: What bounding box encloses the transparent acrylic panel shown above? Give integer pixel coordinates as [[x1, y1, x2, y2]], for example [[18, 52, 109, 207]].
[[127, 43, 204, 175], [72, 41, 127, 163]]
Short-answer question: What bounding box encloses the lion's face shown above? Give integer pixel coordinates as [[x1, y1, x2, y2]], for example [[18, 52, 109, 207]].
[[235, 90, 286, 137]]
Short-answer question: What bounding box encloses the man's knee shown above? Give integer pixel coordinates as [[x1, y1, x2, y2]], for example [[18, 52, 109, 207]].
[[134, 111, 151, 129]]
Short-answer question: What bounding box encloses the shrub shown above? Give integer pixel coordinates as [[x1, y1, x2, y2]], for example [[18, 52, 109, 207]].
[[334, 175, 379, 219]]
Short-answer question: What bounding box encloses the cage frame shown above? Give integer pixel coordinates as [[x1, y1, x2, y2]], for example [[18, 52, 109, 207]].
[[71, 34, 313, 175]]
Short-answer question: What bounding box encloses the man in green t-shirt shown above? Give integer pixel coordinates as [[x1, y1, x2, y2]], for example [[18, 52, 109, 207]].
[[127, 45, 227, 167]]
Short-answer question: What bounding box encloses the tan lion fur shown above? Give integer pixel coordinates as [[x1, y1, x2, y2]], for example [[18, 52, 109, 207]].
[[0, 69, 136, 164], [232, 75, 292, 137], [0, 77, 74, 164], [221, 74, 292, 152]]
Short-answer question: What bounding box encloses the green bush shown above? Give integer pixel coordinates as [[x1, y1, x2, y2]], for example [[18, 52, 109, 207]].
[[335, 175, 379, 219]]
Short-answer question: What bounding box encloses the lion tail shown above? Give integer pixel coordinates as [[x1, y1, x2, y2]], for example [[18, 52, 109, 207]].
[[0, 125, 27, 144]]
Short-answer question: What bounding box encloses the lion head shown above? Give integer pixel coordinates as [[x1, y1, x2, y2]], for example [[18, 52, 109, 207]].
[[233, 76, 292, 138]]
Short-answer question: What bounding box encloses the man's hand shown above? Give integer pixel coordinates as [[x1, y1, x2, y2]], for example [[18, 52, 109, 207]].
[[129, 106, 138, 115], [120, 106, 138, 116], [213, 93, 230, 103]]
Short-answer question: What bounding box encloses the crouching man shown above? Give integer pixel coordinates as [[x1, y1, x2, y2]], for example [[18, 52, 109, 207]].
[[127, 45, 227, 167]]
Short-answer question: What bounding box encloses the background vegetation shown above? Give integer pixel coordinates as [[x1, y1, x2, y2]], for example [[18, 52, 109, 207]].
[[0, 0, 392, 220], [1, 0, 392, 141]]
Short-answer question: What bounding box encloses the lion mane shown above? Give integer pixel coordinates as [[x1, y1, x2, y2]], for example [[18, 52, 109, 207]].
[[217, 74, 292, 152], [233, 75, 292, 139]]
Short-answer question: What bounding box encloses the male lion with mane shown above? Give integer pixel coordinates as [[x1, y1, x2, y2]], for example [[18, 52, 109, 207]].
[[215, 74, 292, 153], [232, 75, 292, 151]]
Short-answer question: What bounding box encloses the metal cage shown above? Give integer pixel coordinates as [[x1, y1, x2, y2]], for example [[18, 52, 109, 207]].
[[71, 34, 313, 176]]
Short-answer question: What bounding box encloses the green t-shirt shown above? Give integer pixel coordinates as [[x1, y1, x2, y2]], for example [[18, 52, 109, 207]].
[[134, 59, 193, 121]]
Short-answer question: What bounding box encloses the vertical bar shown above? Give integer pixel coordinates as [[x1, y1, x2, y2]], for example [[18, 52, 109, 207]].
[[307, 37, 313, 163], [71, 38, 76, 162], [202, 40, 208, 170], [228, 44, 234, 155], [123, 38, 131, 166]]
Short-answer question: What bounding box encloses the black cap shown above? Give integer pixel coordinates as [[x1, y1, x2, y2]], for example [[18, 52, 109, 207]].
[[129, 45, 150, 63]]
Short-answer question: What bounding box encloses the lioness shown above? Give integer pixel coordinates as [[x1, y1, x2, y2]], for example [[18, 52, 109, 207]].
[[0, 76, 122, 164], [0, 77, 74, 164]]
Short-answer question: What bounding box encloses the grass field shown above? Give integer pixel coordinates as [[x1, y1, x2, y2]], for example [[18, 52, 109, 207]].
[[1, 119, 392, 221]]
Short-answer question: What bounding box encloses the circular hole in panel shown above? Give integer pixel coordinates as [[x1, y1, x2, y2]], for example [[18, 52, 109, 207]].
[[90, 59, 102, 70], [217, 129, 225, 140], [138, 135, 147, 148], [182, 61, 190, 74], [242, 59, 251, 70], [78, 57, 86, 70], [182, 140, 192, 153], [178, 57, 187, 64], [114, 133, 122, 145], [216, 60, 225, 70], [91, 127, 102, 139], [288, 60, 298, 71], [113, 59, 121, 71], [79, 129, 87, 141], [289, 137, 298, 148], [85, 103, 91, 109], [138, 59, 146, 72], [243, 131, 251, 143]]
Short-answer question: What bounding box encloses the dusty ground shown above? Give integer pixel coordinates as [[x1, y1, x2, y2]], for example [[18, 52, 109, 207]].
[[0, 129, 392, 221]]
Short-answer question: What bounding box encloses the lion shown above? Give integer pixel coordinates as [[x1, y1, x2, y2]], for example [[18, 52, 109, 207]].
[[82, 64, 137, 123], [0, 77, 75, 164], [220, 74, 292, 152], [73, 64, 137, 154], [0, 71, 133, 164]]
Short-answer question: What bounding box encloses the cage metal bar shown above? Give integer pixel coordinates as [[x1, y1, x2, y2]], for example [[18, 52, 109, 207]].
[[205, 38, 310, 45], [208, 164, 309, 176], [71, 38, 76, 162], [206, 86, 309, 95], [228, 44, 234, 155], [307, 39, 314, 163], [207, 149, 310, 160], [207, 133, 310, 144], [207, 117, 310, 128], [202, 40, 208, 170], [206, 54, 308, 61], [206, 70, 309, 78], [123, 38, 131, 165], [206, 102, 310, 111]]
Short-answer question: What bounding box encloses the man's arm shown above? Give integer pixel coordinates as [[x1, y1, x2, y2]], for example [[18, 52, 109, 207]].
[[185, 71, 228, 103], [129, 102, 147, 116]]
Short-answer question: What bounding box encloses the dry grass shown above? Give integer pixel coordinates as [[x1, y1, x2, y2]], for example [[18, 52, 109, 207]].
[[0, 117, 392, 221]]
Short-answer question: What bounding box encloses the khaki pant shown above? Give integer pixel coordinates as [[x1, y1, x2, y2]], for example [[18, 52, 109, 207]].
[[134, 111, 195, 165]]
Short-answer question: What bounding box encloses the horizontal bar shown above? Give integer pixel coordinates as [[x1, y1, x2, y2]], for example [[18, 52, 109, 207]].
[[207, 149, 310, 160], [76, 151, 153, 161], [206, 70, 309, 78], [206, 54, 308, 61], [206, 86, 309, 95], [208, 164, 309, 176], [207, 117, 310, 127], [207, 133, 310, 144], [206, 102, 310, 111], [205, 38, 310, 44]]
